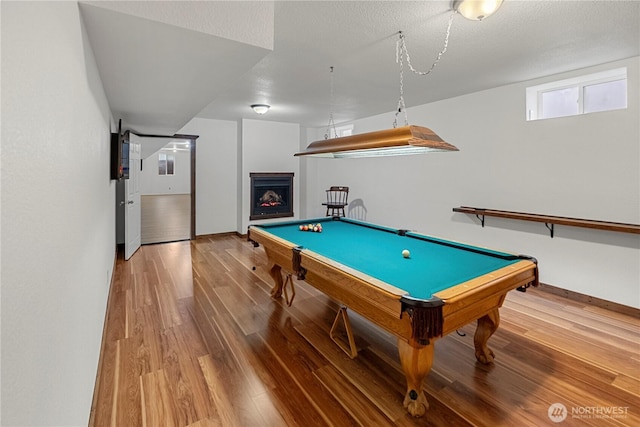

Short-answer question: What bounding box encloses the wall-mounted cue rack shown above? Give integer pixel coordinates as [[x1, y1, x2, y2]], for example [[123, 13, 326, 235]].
[[452, 206, 640, 238]]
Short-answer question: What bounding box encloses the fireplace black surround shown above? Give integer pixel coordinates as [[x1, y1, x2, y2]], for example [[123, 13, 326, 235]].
[[250, 173, 294, 220]]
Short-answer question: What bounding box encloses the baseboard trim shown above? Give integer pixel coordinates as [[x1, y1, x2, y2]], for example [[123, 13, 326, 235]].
[[537, 282, 639, 318], [195, 231, 242, 241], [88, 246, 119, 427]]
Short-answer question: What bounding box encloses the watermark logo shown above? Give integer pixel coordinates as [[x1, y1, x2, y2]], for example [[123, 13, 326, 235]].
[[548, 403, 629, 423], [548, 403, 567, 423]]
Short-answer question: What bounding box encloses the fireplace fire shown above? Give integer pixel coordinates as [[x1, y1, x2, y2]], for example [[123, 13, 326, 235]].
[[250, 173, 294, 220]]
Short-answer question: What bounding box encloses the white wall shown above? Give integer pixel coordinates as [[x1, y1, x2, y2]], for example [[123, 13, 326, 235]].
[[240, 119, 301, 233], [177, 118, 301, 236], [302, 57, 640, 309], [1, 2, 116, 425], [179, 117, 239, 235], [140, 149, 191, 195]]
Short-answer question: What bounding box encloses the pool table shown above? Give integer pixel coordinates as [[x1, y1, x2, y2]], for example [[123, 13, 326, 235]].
[[248, 217, 538, 417]]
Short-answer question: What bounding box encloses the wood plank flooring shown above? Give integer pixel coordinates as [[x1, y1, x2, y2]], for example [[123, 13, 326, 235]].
[[141, 194, 191, 245], [90, 234, 640, 426]]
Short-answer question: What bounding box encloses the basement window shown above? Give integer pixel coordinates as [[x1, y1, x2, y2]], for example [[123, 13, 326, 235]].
[[526, 67, 627, 121], [328, 124, 354, 138], [158, 152, 175, 176]]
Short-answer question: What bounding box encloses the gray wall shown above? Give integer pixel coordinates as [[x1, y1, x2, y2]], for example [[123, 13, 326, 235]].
[[140, 149, 191, 195], [1, 2, 116, 425], [302, 57, 640, 308]]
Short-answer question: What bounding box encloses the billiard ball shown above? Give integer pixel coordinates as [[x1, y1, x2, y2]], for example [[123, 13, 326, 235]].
[[299, 225, 304, 231], [402, 249, 410, 258]]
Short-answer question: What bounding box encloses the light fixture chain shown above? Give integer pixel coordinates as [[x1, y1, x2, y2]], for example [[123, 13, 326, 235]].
[[401, 12, 456, 77], [394, 12, 456, 128], [394, 38, 408, 128], [324, 66, 338, 139]]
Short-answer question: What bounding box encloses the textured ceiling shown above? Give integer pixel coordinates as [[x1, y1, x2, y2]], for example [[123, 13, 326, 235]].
[[81, 1, 640, 135], [80, 1, 274, 135]]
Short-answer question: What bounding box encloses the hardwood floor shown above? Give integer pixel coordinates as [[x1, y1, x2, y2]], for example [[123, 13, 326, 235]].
[[141, 194, 191, 245], [90, 234, 640, 426]]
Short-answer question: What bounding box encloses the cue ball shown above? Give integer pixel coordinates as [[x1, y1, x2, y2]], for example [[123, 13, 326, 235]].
[[402, 249, 410, 258]]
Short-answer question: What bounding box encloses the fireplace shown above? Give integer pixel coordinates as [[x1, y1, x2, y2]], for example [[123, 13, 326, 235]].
[[250, 172, 294, 220]]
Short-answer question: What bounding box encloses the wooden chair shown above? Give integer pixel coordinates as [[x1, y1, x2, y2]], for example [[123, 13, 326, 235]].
[[323, 186, 349, 217]]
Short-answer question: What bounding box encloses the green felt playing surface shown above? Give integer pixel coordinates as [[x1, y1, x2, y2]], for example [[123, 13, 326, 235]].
[[255, 218, 519, 300]]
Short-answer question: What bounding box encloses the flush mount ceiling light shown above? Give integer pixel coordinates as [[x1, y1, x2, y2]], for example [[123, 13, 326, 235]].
[[453, 0, 504, 21], [251, 104, 270, 115]]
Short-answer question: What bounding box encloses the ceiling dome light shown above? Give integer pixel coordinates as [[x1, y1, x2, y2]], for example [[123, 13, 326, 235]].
[[251, 104, 270, 115], [453, 0, 504, 21]]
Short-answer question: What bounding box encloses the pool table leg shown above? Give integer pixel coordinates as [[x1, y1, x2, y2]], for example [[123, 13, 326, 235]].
[[474, 308, 499, 364], [398, 338, 434, 417], [268, 262, 284, 299]]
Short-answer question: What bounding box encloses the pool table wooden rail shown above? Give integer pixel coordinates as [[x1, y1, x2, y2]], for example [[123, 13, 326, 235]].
[[299, 249, 414, 339], [437, 260, 536, 335]]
